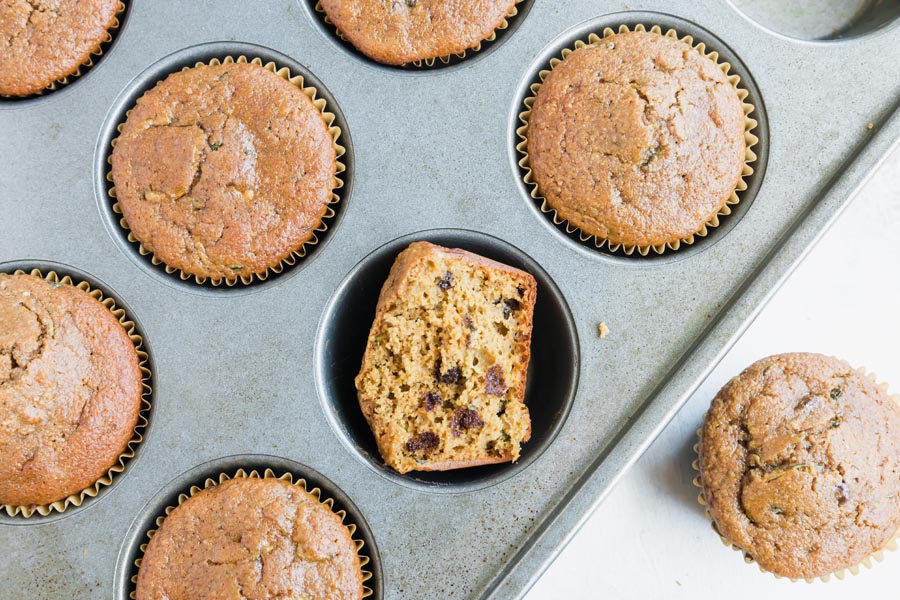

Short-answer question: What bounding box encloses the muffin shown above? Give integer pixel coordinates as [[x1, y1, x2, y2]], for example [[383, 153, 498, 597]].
[[698, 353, 900, 579], [110, 61, 337, 282], [136, 476, 365, 600], [355, 241, 535, 474], [526, 29, 748, 251], [0, 272, 142, 508], [0, 0, 121, 97], [319, 0, 517, 65]]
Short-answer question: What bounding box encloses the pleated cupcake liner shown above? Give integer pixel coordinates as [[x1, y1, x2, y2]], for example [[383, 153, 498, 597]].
[[516, 23, 759, 256], [0, 268, 152, 518], [1, 1, 126, 99], [106, 55, 345, 286], [314, 0, 523, 68], [692, 363, 900, 582], [129, 467, 373, 599]]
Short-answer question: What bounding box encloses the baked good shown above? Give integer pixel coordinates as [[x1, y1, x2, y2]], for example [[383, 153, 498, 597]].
[[110, 61, 337, 281], [527, 29, 747, 249], [355, 241, 535, 474], [0, 272, 142, 507], [319, 0, 517, 65], [698, 352, 900, 579], [136, 477, 364, 600], [0, 0, 120, 96]]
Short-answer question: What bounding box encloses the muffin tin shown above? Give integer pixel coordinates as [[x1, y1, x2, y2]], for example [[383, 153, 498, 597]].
[[2, 0, 900, 598]]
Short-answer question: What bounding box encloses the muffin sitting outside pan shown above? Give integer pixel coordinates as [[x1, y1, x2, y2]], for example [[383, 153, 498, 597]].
[[698, 353, 900, 580], [526, 29, 749, 252], [110, 61, 337, 283]]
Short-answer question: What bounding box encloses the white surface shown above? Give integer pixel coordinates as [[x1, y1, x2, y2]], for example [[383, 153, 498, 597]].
[[526, 145, 900, 600]]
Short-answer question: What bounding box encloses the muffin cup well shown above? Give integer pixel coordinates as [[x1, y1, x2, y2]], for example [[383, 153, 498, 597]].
[[106, 54, 346, 287], [128, 467, 374, 599], [516, 23, 759, 257], [1, 1, 126, 100], [691, 365, 900, 582], [313, 0, 525, 69], [0, 268, 152, 519]]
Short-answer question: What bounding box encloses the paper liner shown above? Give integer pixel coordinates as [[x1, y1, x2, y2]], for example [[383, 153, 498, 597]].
[[129, 467, 373, 599], [0, 268, 151, 518], [516, 24, 760, 256], [314, 0, 523, 68], [106, 55, 346, 286], [691, 364, 900, 582], [0, 1, 126, 99]]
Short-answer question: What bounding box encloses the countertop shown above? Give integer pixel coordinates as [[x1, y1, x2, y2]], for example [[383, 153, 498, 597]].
[[526, 146, 900, 599]]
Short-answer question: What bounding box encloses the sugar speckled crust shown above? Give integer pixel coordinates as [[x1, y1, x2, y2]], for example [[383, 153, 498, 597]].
[[136, 477, 364, 600], [528, 30, 746, 248], [320, 0, 516, 65], [110, 62, 336, 280], [699, 353, 900, 579], [0, 273, 142, 507], [0, 0, 120, 96], [356, 241, 535, 474]]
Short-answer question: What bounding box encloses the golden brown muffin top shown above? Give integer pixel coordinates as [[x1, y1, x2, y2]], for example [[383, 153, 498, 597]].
[[699, 353, 900, 579], [136, 477, 365, 600], [0, 0, 120, 96], [110, 62, 337, 281], [320, 0, 516, 65], [528, 30, 747, 248], [0, 273, 142, 507]]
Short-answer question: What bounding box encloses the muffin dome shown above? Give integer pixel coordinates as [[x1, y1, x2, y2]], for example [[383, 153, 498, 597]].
[[110, 61, 337, 281], [699, 353, 900, 579], [527, 29, 747, 250], [320, 0, 517, 65], [136, 477, 365, 600], [0, 0, 120, 96], [0, 272, 142, 508]]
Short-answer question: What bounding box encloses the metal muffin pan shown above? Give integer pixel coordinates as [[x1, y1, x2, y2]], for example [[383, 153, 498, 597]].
[[2, 0, 900, 598]]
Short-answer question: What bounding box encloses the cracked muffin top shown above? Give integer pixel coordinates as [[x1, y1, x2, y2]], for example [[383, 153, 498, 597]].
[[319, 0, 517, 65], [110, 62, 337, 281], [0, 272, 142, 507], [0, 0, 120, 96], [136, 477, 365, 600], [698, 353, 900, 579], [527, 30, 747, 248]]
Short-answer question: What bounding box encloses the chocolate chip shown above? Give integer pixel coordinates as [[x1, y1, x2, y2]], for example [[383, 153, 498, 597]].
[[405, 431, 439, 452], [830, 387, 843, 400], [485, 365, 507, 396], [835, 482, 850, 505], [504, 298, 521, 311], [406, 0, 418, 6], [451, 408, 484, 436], [437, 271, 454, 290], [422, 392, 442, 411], [463, 313, 474, 330], [438, 365, 462, 385]]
